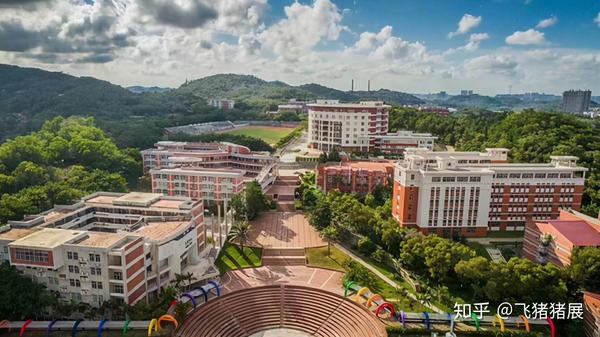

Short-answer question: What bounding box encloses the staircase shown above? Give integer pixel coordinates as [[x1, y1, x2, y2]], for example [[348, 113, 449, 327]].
[[262, 247, 306, 266]]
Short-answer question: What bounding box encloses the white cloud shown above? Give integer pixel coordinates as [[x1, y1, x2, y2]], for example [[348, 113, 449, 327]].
[[595, 12, 600, 27], [536, 16, 558, 29], [505, 29, 547, 45], [464, 33, 490, 51], [259, 0, 343, 62], [464, 54, 519, 77], [448, 14, 482, 38]]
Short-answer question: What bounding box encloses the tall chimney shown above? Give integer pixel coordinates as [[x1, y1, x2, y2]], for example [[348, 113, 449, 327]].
[[351, 79, 354, 92], [368, 80, 371, 92]]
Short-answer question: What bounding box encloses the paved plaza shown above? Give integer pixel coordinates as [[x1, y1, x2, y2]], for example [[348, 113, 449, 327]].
[[248, 212, 326, 249]]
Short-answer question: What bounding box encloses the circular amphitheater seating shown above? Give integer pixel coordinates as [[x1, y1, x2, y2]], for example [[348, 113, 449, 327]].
[[177, 284, 387, 337]]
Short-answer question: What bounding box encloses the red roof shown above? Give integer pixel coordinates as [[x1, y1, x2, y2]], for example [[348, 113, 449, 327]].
[[538, 220, 600, 246]]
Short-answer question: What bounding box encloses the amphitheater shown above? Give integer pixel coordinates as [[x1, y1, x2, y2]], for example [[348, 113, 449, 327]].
[[176, 284, 387, 337]]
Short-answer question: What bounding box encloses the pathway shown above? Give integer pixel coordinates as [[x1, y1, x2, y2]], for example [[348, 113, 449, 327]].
[[485, 247, 507, 262], [334, 243, 446, 314]]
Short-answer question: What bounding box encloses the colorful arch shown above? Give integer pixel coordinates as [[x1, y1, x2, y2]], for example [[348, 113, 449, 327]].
[[354, 287, 371, 303], [147, 319, 158, 337], [97, 319, 107, 337], [375, 302, 396, 318], [516, 315, 530, 332], [492, 314, 505, 332], [47, 319, 58, 336], [0, 320, 11, 332], [208, 280, 221, 296], [343, 281, 356, 297], [447, 313, 454, 332], [470, 312, 480, 331], [193, 286, 209, 303], [422, 312, 431, 331], [366, 294, 383, 307], [19, 319, 32, 337], [546, 318, 556, 337], [121, 320, 130, 337], [180, 293, 197, 308], [168, 300, 179, 310], [157, 315, 179, 330], [72, 319, 83, 337], [397, 311, 406, 328]]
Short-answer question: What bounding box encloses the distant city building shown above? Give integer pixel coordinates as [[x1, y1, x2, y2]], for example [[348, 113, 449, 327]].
[[142, 141, 277, 202], [392, 148, 587, 237], [460, 90, 474, 96], [584, 292, 600, 337], [277, 99, 312, 114], [208, 98, 235, 110], [562, 90, 591, 114], [0, 192, 212, 307], [523, 209, 600, 267], [376, 131, 437, 155], [416, 105, 450, 116], [164, 121, 235, 136], [316, 161, 395, 195]]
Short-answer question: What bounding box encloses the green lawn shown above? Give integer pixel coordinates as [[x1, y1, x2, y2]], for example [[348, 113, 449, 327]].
[[223, 126, 294, 145], [215, 243, 262, 274], [306, 246, 349, 271]]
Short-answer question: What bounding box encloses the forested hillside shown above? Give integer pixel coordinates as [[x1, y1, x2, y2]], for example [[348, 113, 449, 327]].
[[0, 117, 140, 223], [389, 108, 600, 216]]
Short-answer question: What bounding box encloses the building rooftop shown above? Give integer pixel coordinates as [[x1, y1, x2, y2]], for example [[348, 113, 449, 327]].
[[9, 228, 85, 249], [113, 192, 163, 207], [85, 192, 194, 210], [74, 232, 128, 248], [135, 221, 190, 242], [538, 220, 600, 246], [0, 228, 38, 241]]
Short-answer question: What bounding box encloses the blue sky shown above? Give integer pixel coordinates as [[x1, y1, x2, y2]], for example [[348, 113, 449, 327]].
[[0, 0, 599, 95]]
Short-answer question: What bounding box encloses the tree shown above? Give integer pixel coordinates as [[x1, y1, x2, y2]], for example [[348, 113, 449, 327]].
[[229, 220, 252, 252], [171, 272, 197, 293], [307, 196, 331, 230], [232, 181, 269, 221], [320, 226, 338, 255], [569, 247, 600, 292]]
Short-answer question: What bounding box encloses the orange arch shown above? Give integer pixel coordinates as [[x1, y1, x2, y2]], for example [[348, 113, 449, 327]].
[[366, 294, 383, 307], [0, 320, 10, 332], [353, 287, 371, 303], [157, 315, 179, 331], [516, 315, 530, 332]]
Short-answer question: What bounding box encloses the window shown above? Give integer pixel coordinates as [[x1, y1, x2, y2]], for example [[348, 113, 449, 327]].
[[69, 279, 80, 287], [90, 267, 102, 276], [15, 249, 50, 263], [113, 271, 123, 280], [432, 177, 441, 182], [92, 281, 103, 290], [68, 265, 79, 274], [114, 285, 124, 294]]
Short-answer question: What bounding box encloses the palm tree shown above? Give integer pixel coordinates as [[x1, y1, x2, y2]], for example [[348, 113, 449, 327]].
[[229, 220, 252, 252], [320, 226, 338, 256], [171, 272, 197, 292]]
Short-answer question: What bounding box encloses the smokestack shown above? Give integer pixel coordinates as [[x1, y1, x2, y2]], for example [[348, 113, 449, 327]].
[[351, 79, 354, 92], [368, 80, 370, 92]]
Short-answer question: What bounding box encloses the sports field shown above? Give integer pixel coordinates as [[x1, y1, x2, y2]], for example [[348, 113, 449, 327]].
[[221, 125, 295, 145]]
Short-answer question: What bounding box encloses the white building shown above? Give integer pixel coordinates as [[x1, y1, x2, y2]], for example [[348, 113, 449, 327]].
[[208, 98, 235, 110]]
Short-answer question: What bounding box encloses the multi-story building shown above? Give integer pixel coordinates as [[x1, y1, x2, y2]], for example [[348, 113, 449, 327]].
[[375, 131, 437, 155], [142, 141, 276, 202], [523, 209, 600, 267], [316, 161, 395, 195], [562, 89, 591, 114], [583, 292, 600, 337], [308, 100, 391, 152], [208, 98, 235, 110], [392, 148, 587, 237], [0, 192, 213, 307]]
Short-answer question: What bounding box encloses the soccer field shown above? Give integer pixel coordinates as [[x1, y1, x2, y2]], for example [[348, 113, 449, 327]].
[[222, 126, 295, 145]]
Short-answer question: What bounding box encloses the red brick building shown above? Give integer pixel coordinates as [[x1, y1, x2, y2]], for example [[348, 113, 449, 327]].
[[523, 209, 600, 267], [584, 292, 600, 337], [316, 161, 394, 195]]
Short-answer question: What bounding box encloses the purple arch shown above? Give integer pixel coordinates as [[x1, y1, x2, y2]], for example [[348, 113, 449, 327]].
[[47, 319, 58, 336], [208, 280, 221, 296], [193, 286, 209, 303], [181, 293, 197, 308], [397, 311, 406, 328]]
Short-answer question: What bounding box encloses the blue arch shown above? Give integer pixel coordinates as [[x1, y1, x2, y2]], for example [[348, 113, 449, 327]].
[[397, 311, 406, 328], [194, 286, 209, 303], [72, 320, 83, 337], [447, 313, 454, 332], [208, 280, 221, 296], [422, 312, 431, 331], [97, 320, 107, 337], [181, 293, 197, 308], [47, 319, 58, 336]]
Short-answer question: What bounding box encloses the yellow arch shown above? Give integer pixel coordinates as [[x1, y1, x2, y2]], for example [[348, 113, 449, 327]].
[[492, 314, 505, 332], [366, 294, 383, 307], [516, 315, 530, 332], [353, 287, 371, 303], [147, 319, 158, 337], [158, 315, 179, 331]]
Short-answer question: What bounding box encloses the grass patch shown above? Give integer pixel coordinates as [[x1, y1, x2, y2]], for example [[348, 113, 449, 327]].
[[306, 246, 348, 272], [215, 242, 262, 274], [223, 126, 294, 145], [466, 241, 491, 260], [486, 230, 525, 238]]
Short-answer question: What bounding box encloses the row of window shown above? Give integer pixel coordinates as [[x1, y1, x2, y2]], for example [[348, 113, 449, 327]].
[[431, 176, 482, 183], [494, 172, 574, 179], [15, 249, 49, 263]]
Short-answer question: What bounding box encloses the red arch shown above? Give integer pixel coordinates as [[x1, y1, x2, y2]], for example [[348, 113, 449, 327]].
[[19, 319, 32, 337], [375, 302, 396, 318]]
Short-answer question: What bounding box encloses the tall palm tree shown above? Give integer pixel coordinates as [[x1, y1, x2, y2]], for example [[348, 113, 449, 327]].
[[320, 226, 338, 256], [229, 220, 252, 252]]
